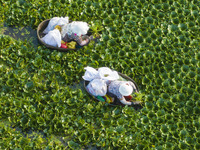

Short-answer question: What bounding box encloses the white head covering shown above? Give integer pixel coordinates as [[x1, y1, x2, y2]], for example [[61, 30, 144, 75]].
[[61, 21, 89, 37], [119, 82, 133, 96], [98, 67, 119, 81], [87, 79, 107, 96]]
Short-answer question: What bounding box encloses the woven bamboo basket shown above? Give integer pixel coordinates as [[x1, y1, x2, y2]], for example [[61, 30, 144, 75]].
[[84, 71, 142, 109]]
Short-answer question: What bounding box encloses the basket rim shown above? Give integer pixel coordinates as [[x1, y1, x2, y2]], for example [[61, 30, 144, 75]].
[[83, 71, 140, 107]]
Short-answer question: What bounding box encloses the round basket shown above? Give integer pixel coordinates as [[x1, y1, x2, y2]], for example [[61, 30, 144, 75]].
[[84, 72, 142, 108], [37, 19, 91, 51]]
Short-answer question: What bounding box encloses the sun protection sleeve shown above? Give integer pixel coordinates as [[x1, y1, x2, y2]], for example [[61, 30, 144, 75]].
[[120, 97, 132, 105], [128, 81, 138, 92]]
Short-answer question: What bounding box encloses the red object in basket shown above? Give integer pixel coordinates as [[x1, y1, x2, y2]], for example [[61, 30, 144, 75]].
[[124, 95, 133, 101], [60, 43, 68, 48]]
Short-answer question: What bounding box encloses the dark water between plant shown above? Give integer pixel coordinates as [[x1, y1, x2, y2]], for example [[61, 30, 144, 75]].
[[1, 23, 39, 46]]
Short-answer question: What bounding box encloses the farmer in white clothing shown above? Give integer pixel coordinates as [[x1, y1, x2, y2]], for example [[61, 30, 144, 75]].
[[107, 81, 139, 105]]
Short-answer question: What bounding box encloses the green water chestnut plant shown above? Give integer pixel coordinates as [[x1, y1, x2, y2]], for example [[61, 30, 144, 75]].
[[90, 20, 104, 38], [1, 0, 200, 149]]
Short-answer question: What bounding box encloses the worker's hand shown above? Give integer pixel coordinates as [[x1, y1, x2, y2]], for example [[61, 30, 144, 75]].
[[131, 101, 142, 105], [131, 101, 143, 110]]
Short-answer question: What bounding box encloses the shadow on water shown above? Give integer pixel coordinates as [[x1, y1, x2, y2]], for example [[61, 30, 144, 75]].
[[1, 23, 39, 47]]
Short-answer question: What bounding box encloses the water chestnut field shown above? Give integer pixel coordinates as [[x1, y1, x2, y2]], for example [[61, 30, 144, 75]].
[[0, 0, 200, 149]]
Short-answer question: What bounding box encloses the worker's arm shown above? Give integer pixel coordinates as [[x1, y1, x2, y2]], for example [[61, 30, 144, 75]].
[[128, 81, 138, 92], [120, 97, 132, 105]]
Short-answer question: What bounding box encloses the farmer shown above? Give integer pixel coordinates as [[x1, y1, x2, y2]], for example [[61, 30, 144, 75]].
[[107, 81, 140, 105], [60, 21, 90, 46]]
